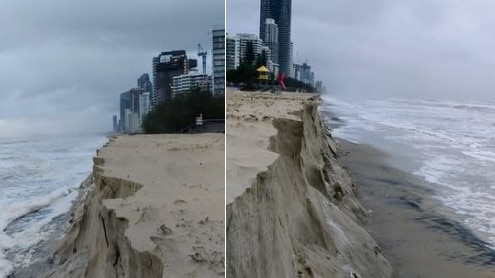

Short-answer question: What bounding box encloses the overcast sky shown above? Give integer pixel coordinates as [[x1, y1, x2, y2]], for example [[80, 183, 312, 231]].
[[227, 0, 495, 102], [0, 0, 223, 138]]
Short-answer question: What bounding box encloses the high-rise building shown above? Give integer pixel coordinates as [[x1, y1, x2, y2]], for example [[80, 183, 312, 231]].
[[172, 73, 210, 96], [129, 87, 144, 116], [237, 33, 264, 64], [289, 41, 294, 78], [226, 34, 240, 70], [212, 27, 225, 97], [315, 80, 323, 93], [120, 91, 131, 131], [293, 63, 301, 81], [226, 33, 277, 74], [120, 87, 148, 132], [300, 62, 312, 85], [124, 108, 140, 133], [259, 0, 292, 76], [152, 50, 197, 106], [112, 115, 118, 132], [137, 73, 152, 93], [263, 18, 278, 65], [139, 92, 151, 122], [260, 45, 272, 69]]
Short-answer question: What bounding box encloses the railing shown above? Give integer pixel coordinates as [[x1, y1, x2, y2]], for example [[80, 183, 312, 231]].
[[174, 119, 225, 134]]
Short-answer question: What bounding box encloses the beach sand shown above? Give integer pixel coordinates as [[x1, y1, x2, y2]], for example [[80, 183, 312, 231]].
[[338, 139, 495, 278], [46, 134, 225, 277], [226, 88, 392, 277], [226, 90, 309, 203]]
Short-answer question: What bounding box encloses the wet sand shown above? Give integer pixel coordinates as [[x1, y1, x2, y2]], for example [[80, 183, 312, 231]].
[[338, 139, 495, 277]]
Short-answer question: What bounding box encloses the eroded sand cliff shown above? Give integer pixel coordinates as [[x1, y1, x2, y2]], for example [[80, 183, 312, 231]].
[[47, 134, 225, 278], [226, 89, 392, 278]]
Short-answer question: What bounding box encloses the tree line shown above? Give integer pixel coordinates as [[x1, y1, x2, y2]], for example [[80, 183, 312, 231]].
[[142, 89, 224, 134], [226, 41, 316, 92]]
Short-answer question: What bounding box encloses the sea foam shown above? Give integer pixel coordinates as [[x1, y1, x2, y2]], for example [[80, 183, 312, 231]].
[[323, 96, 495, 248], [0, 134, 107, 277]]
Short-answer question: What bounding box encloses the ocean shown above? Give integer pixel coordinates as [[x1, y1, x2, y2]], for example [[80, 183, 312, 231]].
[[0, 134, 107, 277], [321, 96, 495, 250]]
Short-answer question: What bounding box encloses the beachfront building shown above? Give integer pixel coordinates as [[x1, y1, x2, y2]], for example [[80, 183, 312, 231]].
[[263, 18, 278, 65], [260, 45, 275, 75], [315, 80, 323, 93], [259, 0, 292, 76], [235, 33, 264, 64], [226, 34, 240, 71], [139, 92, 151, 122], [292, 64, 301, 81], [112, 115, 118, 132], [300, 62, 313, 85], [124, 108, 140, 133], [172, 73, 210, 96], [289, 41, 294, 78], [227, 33, 265, 65], [119, 91, 131, 131], [152, 50, 197, 106], [129, 88, 144, 116], [226, 33, 277, 75], [137, 73, 152, 94], [212, 27, 225, 97], [119, 87, 151, 133]]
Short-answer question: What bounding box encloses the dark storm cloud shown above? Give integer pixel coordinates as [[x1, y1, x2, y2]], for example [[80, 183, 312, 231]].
[[0, 0, 223, 137], [228, 0, 495, 101]]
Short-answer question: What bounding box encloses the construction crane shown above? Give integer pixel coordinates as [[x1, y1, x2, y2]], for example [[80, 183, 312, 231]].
[[197, 44, 207, 74]]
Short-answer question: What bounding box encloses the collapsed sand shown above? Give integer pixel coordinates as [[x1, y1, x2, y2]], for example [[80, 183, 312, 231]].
[[226, 89, 392, 278], [48, 134, 224, 278]]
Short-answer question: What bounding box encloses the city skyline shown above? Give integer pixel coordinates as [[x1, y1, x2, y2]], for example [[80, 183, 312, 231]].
[[0, 0, 224, 138], [259, 0, 292, 76], [116, 32, 222, 133], [228, 0, 495, 101]]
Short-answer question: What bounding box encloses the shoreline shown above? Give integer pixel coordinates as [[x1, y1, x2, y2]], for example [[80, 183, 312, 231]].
[[337, 139, 495, 277], [6, 175, 94, 278]]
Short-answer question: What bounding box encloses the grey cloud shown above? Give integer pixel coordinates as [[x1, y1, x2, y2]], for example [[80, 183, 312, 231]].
[[0, 0, 223, 137], [229, 0, 495, 102]]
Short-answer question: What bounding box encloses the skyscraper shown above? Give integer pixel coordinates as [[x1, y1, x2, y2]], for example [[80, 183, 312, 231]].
[[212, 27, 225, 97], [263, 18, 278, 65], [139, 92, 151, 122], [300, 62, 312, 85], [137, 73, 152, 93], [172, 73, 210, 96], [112, 115, 118, 132], [119, 91, 131, 131], [259, 0, 292, 75], [129, 87, 144, 116], [226, 34, 240, 70], [237, 33, 264, 64], [152, 50, 197, 106], [226, 33, 277, 72]]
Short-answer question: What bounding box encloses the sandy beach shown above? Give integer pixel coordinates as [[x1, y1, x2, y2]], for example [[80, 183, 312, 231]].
[[338, 139, 495, 277], [45, 134, 225, 277], [226, 90, 308, 203], [226, 88, 392, 277]]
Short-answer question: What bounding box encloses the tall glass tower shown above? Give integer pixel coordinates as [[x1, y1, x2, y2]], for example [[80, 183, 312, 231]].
[[259, 0, 291, 75]]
